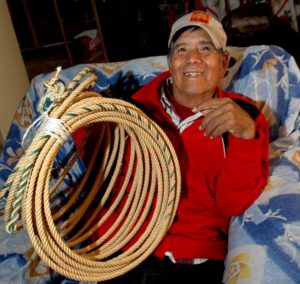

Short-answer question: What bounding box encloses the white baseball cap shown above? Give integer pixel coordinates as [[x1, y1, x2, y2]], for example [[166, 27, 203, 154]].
[[168, 11, 227, 51]]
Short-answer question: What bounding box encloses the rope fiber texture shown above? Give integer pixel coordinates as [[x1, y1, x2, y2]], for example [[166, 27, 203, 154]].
[[0, 67, 181, 282]]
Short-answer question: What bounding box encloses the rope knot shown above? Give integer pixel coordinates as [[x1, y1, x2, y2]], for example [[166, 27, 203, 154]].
[[39, 66, 65, 113]]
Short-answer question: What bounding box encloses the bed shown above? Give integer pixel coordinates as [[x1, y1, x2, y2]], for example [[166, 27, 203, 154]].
[[0, 44, 300, 283]]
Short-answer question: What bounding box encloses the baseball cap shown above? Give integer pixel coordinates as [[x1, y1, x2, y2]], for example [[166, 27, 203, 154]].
[[168, 11, 227, 51]]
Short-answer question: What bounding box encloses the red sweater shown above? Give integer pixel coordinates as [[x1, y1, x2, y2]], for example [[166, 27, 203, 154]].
[[75, 71, 269, 261], [130, 71, 269, 260]]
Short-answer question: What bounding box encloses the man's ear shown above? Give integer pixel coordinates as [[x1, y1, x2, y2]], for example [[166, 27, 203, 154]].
[[221, 51, 230, 78], [167, 52, 172, 69]]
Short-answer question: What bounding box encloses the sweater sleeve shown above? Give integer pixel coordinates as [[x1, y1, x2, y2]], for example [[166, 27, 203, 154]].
[[215, 111, 270, 216]]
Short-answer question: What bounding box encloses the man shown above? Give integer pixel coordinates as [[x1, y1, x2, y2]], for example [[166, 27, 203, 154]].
[[98, 10, 269, 284]]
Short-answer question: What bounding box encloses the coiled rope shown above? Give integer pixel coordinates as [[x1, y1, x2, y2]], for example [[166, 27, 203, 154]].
[[0, 66, 181, 282]]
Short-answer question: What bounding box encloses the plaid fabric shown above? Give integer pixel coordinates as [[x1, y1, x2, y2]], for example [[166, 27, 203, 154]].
[[175, 258, 209, 265], [160, 79, 205, 134], [165, 251, 208, 265]]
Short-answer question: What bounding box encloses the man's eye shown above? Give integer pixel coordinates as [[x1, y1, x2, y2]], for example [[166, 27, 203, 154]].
[[200, 46, 212, 52], [176, 47, 187, 54], [199, 45, 216, 55]]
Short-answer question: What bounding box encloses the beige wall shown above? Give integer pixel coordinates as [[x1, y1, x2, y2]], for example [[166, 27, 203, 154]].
[[0, 1, 29, 140]]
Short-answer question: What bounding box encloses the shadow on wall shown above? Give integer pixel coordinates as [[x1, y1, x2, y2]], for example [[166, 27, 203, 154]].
[[0, 130, 3, 154]]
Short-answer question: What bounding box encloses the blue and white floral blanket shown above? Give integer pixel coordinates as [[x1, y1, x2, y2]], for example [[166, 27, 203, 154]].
[[0, 45, 300, 283]]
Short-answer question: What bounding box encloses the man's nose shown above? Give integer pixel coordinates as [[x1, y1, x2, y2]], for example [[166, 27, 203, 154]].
[[187, 49, 203, 63]]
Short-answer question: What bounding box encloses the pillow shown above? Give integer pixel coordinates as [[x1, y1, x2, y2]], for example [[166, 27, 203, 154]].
[[223, 45, 300, 141]]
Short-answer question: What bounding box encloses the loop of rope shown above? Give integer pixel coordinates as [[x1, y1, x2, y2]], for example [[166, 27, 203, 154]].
[[1, 67, 181, 282]]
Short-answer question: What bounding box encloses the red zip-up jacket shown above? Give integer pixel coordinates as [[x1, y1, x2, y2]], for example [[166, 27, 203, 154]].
[[75, 71, 269, 261]]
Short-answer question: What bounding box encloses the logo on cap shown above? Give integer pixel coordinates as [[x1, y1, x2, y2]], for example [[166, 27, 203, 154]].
[[189, 11, 211, 25]]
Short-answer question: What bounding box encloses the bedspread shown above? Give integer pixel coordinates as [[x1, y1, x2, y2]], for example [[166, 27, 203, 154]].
[[0, 45, 300, 283]]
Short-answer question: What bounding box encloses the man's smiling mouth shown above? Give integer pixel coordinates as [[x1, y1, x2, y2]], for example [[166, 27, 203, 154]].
[[183, 72, 204, 77]]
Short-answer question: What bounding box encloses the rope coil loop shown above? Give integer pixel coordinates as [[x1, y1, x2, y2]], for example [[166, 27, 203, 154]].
[[1, 67, 181, 282]]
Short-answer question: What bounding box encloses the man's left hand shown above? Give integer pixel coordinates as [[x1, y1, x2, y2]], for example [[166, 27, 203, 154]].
[[193, 98, 256, 139]]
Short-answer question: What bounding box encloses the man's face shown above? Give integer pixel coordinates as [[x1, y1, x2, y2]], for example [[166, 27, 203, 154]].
[[169, 28, 228, 107]]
